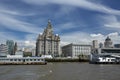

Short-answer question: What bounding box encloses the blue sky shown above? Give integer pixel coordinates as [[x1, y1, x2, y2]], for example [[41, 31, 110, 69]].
[[0, 0, 120, 47]]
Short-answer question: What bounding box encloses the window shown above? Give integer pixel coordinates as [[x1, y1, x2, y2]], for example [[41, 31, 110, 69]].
[[10, 59, 13, 61], [26, 59, 29, 61]]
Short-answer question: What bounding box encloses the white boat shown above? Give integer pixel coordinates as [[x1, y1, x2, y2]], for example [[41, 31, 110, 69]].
[[90, 54, 120, 64], [0, 56, 47, 65]]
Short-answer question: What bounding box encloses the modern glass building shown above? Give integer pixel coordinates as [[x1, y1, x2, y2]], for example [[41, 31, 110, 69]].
[[6, 40, 14, 55]]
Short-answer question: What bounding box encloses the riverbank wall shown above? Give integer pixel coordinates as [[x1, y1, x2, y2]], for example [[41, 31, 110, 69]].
[[45, 58, 89, 62]]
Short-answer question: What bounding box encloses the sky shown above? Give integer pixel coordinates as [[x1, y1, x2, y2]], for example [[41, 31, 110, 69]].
[[0, 0, 120, 47]]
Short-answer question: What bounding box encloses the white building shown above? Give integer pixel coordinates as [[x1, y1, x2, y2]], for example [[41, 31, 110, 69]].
[[62, 43, 91, 58], [0, 44, 8, 56], [15, 51, 23, 56], [92, 40, 99, 48], [31, 48, 36, 56]]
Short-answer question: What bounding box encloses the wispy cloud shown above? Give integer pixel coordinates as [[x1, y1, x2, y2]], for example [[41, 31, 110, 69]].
[[61, 32, 92, 45], [103, 15, 120, 29], [25, 33, 38, 41], [22, 0, 120, 15], [54, 22, 78, 32], [0, 5, 43, 45], [0, 13, 42, 34], [61, 31, 120, 46], [0, 8, 36, 16], [0, 0, 120, 48], [0, 32, 19, 43]]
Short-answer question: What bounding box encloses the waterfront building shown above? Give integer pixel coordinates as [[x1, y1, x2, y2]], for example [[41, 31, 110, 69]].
[[31, 48, 36, 56], [36, 21, 60, 57], [92, 37, 116, 54], [92, 40, 99, 48], [62, 43, 91, 58], [0, 44, 8, 56], [91, 37, 120, 63], [94, 48, 120, 55], [114, 44, 120, 48], [6, 40, 14, 55], [24, 47, 32, 52], [104, 36, 113, 48], [15, 51, 23, 56], [99, 43, 104, 48], [23, 47, 32, 57]]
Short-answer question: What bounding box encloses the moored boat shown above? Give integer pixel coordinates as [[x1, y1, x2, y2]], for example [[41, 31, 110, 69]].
[[0, 55, 47, 65]]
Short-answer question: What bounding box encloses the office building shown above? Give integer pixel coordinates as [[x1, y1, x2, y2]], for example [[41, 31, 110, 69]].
[[0, 44, 8, 56], [114, 44, 120, 48], [92, 40, 99, 48], [99, 42, 104, 48], [92, 37, 120, 56], [6, 40, 14, 55], [62, 43, 91, 58]]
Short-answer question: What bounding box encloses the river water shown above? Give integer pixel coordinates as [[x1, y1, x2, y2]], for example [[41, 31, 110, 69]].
[[0, 63, 120, 80]]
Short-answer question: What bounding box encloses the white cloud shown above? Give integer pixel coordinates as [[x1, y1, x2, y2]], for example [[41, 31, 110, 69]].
[[90, 33, 104, 37], [22, 0, 120, 15], [1, 0, 120, 48], [0, 5, 43, 34], [54, 22, 78, 32], [54, 5, 76, 18], [0, 6, 43, 48], [61, 32, 92, 45], [103, 15, 120, 29], [108, 32, 119, 37], [0, 8, 35, 16], [0, 32, 39, 49], [25, 33, 38, 41], [24, 40, 36, 47], [0, 32, 19, 44], [16, 40, 36, 50], [61, 32, 120, 46], [60, 41, 70, 46], [0, 13, 42, 34]]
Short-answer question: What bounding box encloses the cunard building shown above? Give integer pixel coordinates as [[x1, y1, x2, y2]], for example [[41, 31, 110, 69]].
[[36, 21, 60, 57]]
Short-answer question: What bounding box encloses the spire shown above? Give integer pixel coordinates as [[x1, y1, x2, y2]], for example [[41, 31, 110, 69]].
[[47, 19, 52, 29], [37, 33, 42, 40], [48, 19, 51, 23], [14, 42, 17, 54]]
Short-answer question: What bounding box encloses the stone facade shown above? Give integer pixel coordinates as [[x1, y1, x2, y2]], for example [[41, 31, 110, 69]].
[[62, 43, 91, 57], [104, 36, 113, 48], [92, 40, 99, 48], [36, 21, 60, 57]]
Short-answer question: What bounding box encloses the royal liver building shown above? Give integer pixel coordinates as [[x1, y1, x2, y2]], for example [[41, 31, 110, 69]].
[[36, 21, 60, 57]]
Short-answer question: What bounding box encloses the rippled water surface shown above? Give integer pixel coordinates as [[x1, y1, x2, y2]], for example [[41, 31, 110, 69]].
[[0, 63, 120, 80]]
